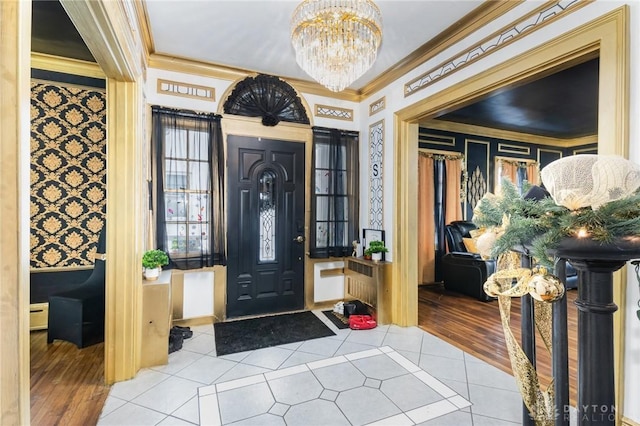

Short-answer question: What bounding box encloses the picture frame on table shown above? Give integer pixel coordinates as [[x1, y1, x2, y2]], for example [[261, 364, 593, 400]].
[[362, 228, 385, 261]]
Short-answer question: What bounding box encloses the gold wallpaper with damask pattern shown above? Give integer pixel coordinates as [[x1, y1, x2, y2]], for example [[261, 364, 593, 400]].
[[30, 81, 106, 269]]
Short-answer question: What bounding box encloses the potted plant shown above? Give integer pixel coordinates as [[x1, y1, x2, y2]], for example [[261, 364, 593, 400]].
[[364, 240, 388, 262], [142, 249, 169, 280]]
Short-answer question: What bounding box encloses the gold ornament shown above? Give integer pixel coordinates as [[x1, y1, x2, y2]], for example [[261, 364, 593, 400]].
[[483, 255, 566, 425], [527, 270, 565, 302]]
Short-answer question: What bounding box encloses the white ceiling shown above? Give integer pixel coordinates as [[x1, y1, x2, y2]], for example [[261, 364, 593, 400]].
[[144, 0, 484, 91]]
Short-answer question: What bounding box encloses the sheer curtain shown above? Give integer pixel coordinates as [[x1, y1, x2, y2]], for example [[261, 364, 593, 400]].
[[496, 158, 539, 194], [495, 159, 518, 194], [418, 153, 463, 284], [526, 163, 540, 185], [309, 127, 359, 258], [152, 106, 225, 269]]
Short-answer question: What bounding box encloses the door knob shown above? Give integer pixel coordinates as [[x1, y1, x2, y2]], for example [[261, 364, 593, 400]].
[[293, 235, 305, 243]]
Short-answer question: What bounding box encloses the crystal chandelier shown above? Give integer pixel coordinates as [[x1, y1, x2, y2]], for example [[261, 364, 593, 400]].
[[290, 0, 383, 92]]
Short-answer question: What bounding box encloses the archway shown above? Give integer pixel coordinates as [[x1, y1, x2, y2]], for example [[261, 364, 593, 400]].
[[393, 6, 628, 419]]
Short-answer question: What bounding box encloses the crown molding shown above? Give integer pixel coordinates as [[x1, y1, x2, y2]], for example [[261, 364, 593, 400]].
[[359, 0, 523, 99], [31, 52, 105, 79], [149, 53, 360, 101], [422, 119, 597, 148], [60, 0, 146, 80]]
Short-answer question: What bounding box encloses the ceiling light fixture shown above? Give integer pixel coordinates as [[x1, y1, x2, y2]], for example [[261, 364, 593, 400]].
[[291, 0, 383, 92]]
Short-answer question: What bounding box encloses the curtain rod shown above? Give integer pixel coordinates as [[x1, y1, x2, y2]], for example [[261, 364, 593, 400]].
[[419, 150, 464, 161], [312, 126, 359, 137], [151, 105, 221, 120]]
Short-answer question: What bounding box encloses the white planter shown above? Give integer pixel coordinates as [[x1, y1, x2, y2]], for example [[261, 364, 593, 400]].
[[372, 252, 383, 262], [144, 267, 160, 281]]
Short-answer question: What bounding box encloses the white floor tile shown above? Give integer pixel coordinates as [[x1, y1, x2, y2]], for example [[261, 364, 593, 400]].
[[132, 375, 201, 414], [264, 363, 309, 381], [345, 329, 388, 347], [198, 393, 221, 426], [240, 346, 294, 370], [109, 369, 171, 401], [171, 395, 201, 424], [157, 415, 197, 425], [295, 336, 343, 357], [334, 340, 378, 355], [382, 332, 424, 353], [419, 353, 468, 383], [99, 395, 127, 418], [100, 317, 525, 426], [465, 360, 518, 391], [405, 399, 458, 424], [417, 409, 473, 425], [421, 333, 465, 360], [182, 334, 216, 354], [366, 413, 414, 426], [278, 350, 327, 368], [215, 373, 265, 392], [413, 370, 458, 398], [97, 402, 167, 425], [307, 354, 347, 370], [214, 362, 270, 384], [468, 383, 522, 423], [175, 355, 237, 384], [152, 350, 205, 375]]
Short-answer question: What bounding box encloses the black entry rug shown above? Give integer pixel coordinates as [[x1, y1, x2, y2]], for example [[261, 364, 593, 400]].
[[214, 311, 336, 356], [322, 310, 350, 330]]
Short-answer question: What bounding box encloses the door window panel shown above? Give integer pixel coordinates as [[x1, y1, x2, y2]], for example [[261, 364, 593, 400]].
[[259, 170, 277, 262]]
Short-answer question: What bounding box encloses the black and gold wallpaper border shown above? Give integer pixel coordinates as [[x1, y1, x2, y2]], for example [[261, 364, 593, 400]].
[[30, 80, 107, 269]]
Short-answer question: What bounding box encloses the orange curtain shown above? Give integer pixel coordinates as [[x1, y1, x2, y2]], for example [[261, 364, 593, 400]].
[[526, 163, 540, 185], [418, 155, 463, 284], [495, 159, 517, 193], [444, 158, 463, 227], [418, 155, 435, 284]]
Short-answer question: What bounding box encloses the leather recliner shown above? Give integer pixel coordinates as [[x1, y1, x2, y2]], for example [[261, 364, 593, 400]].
[[441, 221, 496, 302], [441, 221, 577, 301]]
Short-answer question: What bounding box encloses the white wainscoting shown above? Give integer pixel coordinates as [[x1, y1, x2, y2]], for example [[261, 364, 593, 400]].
[[182, 270, 214, 319], [313, 261, 345, 303]]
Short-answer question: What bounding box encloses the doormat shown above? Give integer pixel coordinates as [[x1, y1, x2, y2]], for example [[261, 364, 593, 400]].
[[321, 310, 350, 330], [214, 311, 336, 356]]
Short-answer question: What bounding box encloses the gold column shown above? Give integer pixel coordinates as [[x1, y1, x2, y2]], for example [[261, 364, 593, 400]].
[[390, 118, 419, 326], [0, 1, 31, 424], [105, 79, 146, 383]]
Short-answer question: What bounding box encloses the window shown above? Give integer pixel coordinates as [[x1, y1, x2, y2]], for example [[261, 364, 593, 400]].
[[310, 127, 359, 258], [152, 107, 225, 268]]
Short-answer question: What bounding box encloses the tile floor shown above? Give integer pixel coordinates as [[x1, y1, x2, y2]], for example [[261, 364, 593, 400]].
[[98, 310, 526, 425]]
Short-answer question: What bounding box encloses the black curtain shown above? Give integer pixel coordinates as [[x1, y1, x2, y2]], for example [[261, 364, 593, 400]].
[[433, 159, 447, 282], [310, 127, 359, 258], [152, 106, 225, 269]]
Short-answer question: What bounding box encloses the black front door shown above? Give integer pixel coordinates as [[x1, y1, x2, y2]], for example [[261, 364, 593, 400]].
[[227, 135, 305, 318]]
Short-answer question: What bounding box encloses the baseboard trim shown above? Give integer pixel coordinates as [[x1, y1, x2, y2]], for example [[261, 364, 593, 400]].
[[30, 302, 49, 331]]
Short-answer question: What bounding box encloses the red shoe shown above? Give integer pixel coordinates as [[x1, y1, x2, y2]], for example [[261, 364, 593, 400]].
[[349, 315, 377, 330]]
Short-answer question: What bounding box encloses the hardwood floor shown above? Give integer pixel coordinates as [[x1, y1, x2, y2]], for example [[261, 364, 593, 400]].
[[29, 284, 578, 425], [417, 283, 578, 404], [30, 331, 109, 426]]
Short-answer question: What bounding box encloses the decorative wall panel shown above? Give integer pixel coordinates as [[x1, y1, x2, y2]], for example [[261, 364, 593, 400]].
[[369, 120, 384, 229], [30, 81, 107, 269], [315, 104, 354, 121], [418, 127, 598, 220], [369, 97, 385, 116], [404, 0, 587, 97]]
